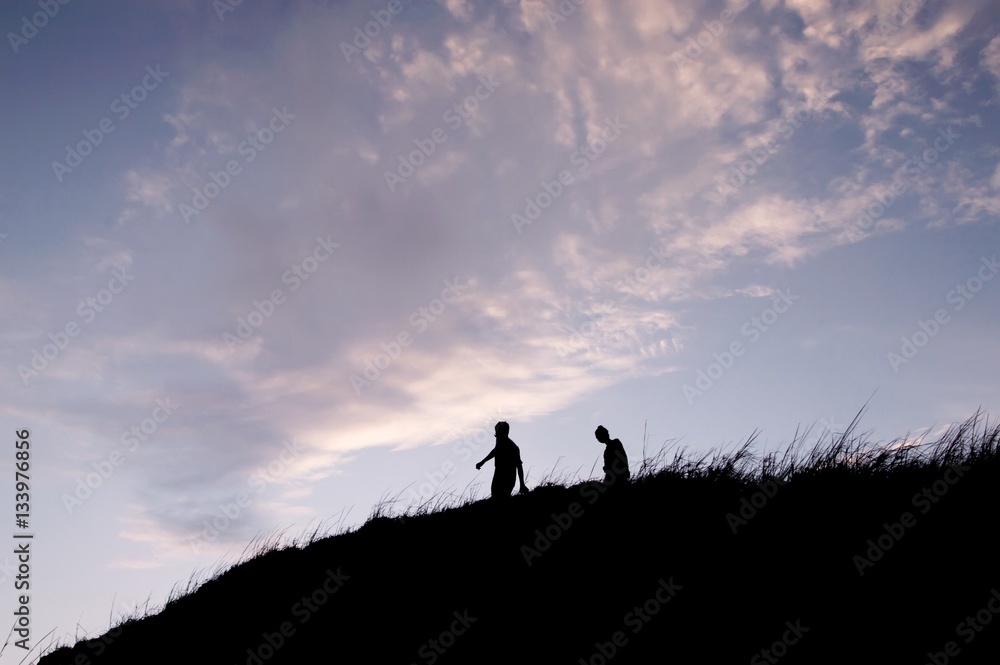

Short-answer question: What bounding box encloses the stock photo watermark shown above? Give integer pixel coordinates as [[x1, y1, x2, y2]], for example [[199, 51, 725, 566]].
[[750, 620, 809, 665], [12, 428, 33, 651], [887, 256, 997, 373], [62, 399, 179, 511], [223, 235, 340, 352], [852, 464, 968, 576], [72, 595, 151, 663], [340, 0, 413, 63], [51, 65, 170, 183], [556, 243, 668, 357], [724, 477, 787, 534], [412, 610, 477, 664], [577, 577, 682, 665], [180, 107, 295, 223], [873, 0, 927, 36], [189, 438, 306, 553], [238, 567, 350, 665], [450, 411, 508, 463], [404, 410, 508, 505], [511, 115, 628, 234], [17, 266, 135, 386], [383, 74, 502, 192], [351, 277, 471, 395], [544, 0, 589, 30], [670, 0, 753, 68], [706, 94, 823, 205], [850, 126, 960, 240], [682, 288, 798, 404], [213, 0, 245, 21], [61, 398, 178, 514], [7, 0, 73, 54], [924, 587, 1000, 664], [520, 458, 631, 568], [0, 554, 22, 587]]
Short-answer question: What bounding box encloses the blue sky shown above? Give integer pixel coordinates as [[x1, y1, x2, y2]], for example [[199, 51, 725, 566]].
[[1, 0, 999, 658]]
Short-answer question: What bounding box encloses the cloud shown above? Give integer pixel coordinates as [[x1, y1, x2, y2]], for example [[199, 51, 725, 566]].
[[12, 0, 998, 559], [981, 34, 1000, 86]]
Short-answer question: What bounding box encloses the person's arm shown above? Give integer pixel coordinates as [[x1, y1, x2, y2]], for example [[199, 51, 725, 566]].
[[516, 460, 528, 493], [475, 448, 496, 470]]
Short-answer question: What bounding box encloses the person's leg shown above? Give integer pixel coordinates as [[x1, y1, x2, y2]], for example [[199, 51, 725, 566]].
[[492, 469, 515, 498]]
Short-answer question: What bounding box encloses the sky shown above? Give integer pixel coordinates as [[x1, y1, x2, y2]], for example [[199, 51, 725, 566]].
[[1, 0, 999, 659]]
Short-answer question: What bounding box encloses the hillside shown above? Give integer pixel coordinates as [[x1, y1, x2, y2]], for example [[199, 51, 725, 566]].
[[39, 413, 1000, 664]]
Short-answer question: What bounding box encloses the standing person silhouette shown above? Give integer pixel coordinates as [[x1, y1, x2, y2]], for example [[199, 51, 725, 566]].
[[595, 425, 630, 485], [476, 421, 529, 499]]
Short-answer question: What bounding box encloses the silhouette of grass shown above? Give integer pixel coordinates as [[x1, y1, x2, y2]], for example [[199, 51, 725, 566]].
[[38, 410, 1000, 664]]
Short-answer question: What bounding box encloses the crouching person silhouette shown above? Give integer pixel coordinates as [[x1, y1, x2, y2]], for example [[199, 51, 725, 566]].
[[595, 425, 630, 486], [476, 421, 529, 499]]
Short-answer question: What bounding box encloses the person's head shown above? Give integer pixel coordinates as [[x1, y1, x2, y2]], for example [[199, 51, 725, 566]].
[[594, 425, 610, 444], [495, 421, 510, 439]]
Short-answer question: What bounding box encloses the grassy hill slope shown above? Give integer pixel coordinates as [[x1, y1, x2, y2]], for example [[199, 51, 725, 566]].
[[39, 413, 1000, 664]]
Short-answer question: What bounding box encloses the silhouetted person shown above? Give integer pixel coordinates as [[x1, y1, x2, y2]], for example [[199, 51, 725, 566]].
[[476, 421, 529, 499], [595, 425, 630, 485]]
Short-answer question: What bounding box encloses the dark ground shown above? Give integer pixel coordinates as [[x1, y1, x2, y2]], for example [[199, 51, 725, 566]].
[[39, 417, 1000, 664]]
